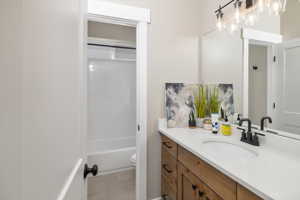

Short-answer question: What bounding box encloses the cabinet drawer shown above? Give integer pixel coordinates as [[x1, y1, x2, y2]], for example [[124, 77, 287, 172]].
[[162, 174, 177, 200], [161, 135, 178, 158], [178, 163, 222, 200], [178, 146, 237, 200], [237, 184, 262, 200], [162, 148, 177, 191]]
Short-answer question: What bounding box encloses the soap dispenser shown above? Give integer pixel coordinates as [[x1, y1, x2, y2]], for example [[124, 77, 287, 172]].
[[221, 115, 232, 136]]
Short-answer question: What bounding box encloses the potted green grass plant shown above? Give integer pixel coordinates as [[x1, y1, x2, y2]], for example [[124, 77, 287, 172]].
[[209, 86, 220, 116], [194, 85, 207, 128]]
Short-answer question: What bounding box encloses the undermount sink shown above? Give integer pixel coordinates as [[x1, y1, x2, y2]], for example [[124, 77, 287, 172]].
[[202, 140, 258, 161]]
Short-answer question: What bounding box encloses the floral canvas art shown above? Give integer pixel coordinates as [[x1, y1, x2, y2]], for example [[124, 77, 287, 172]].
[[165, 83, 235, 128], [165, 83, 198, 128]]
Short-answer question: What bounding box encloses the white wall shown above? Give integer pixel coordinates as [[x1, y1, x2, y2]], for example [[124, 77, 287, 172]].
[[0, 1, 21, 200], [88, 21, 136, 42], [201, 31, 243, 114], [281, 0, 300, 40]]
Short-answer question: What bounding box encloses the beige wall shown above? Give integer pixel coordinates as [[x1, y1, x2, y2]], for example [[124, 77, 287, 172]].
[[281, 0, 300, 40], [0, 1, 21, 200], [96, 0, 203, 199], [88, 21, 136, 42]]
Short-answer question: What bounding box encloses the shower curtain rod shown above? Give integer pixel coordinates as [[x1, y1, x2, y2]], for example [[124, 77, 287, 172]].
[[88, 43, 136, 50]]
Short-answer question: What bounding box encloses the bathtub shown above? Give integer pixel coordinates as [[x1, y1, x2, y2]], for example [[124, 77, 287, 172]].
[[87, 137, 136, 175]]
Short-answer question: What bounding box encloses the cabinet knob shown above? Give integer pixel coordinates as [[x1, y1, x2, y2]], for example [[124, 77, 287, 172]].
[[163, 142, 172, 149], [192, 184, 197, 190], [198, 191, 205, 197], [162, 164, 173, 173]]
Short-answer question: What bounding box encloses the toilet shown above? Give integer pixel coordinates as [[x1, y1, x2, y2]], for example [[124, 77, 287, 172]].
[[130, 153, 136, 167]]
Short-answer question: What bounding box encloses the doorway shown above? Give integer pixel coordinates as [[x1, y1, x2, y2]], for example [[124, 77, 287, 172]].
[[83, 2, 150, 199], [86, 21, 137, 200]]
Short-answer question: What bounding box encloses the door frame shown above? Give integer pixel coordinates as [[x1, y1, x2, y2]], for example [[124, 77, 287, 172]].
[[247, 40, 275, 126], [85, 1, 151, 200], [241, 28, 282, 117]]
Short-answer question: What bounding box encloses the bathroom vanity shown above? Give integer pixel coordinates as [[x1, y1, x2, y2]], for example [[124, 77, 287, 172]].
[[159, 120, 300, 200], [161, 135, 261, 200]]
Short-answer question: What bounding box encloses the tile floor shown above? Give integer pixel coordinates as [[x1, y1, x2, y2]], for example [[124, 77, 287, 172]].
[[88, 169, 136, 200]]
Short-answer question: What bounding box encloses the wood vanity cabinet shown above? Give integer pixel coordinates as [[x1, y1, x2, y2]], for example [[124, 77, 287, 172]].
[[161, 135, 178, 200], [161, 134, 263, 200]]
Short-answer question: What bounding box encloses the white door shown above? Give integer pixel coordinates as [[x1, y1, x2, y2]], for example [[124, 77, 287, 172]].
[[0, 1, 92, 200], [274, 39, 300, 134], [1, 2, 149, 200]]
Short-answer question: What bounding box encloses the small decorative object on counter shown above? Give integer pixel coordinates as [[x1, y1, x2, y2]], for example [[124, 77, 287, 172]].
[[203, 118, 212, 130], [188, 110, 197, 128], [211, 113, 220, 134], [221, 115, 232, 136], [196, 118, 204, 128], [234, 113, 241, 125]]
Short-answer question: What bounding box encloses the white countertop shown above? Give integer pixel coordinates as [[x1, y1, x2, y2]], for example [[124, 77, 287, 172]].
[[158, 119, 300, 200]]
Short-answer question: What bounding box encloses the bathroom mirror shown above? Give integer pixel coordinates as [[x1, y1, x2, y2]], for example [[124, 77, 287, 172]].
[[244, 0, 300, 136], [201, 0, 300, 136]]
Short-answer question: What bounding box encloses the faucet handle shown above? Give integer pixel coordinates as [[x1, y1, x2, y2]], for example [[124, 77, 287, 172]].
[[237, 127, 247, 141], [237, 127, 246, 132], [254, 132, 265, 137], [252, 132, 265, 146]]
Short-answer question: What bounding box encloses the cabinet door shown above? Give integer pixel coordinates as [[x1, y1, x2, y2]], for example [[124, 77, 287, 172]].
[[181, 173, 199, 200], [178, 146, 236, 200], [162, 174, 177, 200], [178, 163, 223, 200], [178, 163, 199, 200], [162, 147, 177, 192]]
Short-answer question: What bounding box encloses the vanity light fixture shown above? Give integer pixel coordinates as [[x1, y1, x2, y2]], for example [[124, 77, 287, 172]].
[[216, 6, 225, 31], [215, 0, 287, 32], [234, 0, 242, 24], [271, 0, 283, 15], [257, 0, 265, 12]]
